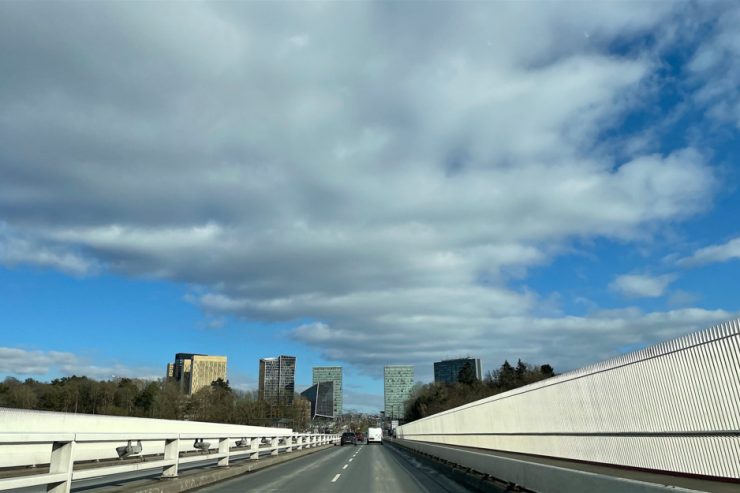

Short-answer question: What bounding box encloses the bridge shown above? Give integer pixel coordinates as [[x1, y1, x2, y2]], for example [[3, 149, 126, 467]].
[[0, 318, 738, 492], [396, 318, 740, 492]]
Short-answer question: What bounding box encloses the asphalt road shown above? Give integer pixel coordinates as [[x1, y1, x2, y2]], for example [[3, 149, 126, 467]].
[[197, 443, 477, 493]]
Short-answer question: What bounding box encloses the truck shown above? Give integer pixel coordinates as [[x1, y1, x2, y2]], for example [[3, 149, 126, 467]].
[[367, 427, 383, 444]]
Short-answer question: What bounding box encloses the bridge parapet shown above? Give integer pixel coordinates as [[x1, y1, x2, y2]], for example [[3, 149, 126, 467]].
[[397, 318, 740, 481], [0, 409, 338, 492]]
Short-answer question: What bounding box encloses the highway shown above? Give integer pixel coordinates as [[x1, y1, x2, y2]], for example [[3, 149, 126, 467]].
[[197, 443, 483, 493]]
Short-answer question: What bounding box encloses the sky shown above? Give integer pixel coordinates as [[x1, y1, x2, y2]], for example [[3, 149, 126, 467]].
[[1, 1, 739, 413]]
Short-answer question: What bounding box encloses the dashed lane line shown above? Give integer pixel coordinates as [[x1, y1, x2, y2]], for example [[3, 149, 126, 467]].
[[342, 464, 348, 469], [331, 474, 341, 483]]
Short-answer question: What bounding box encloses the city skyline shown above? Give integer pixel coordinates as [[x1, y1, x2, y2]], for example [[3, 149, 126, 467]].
[[1, 2, 740, 415]]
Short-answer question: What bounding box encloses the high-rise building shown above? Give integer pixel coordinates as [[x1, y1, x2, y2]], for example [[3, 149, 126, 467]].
[[166, 353, 227, 395], [259, 355, 296, 406], [312, 366, 343, 417], [301, 381, 335, 419], [384, 365, 414, 420], [433, 357, 482, 384]]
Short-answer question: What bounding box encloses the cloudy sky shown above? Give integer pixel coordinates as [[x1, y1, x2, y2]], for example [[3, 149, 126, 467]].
[[1, 1, 739, 412]]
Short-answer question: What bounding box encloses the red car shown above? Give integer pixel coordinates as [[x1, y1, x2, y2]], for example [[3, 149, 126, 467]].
[[355, 432, 365, 443]]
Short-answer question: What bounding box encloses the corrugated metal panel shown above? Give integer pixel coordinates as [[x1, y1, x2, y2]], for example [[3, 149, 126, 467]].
[[398, 318, 740, 479]]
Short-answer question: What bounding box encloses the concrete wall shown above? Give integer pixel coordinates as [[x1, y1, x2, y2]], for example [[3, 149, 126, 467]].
[[397, 319, 740, 479]]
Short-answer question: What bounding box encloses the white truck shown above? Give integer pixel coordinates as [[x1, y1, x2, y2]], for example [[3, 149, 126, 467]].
[[367, 427, 383, 444]]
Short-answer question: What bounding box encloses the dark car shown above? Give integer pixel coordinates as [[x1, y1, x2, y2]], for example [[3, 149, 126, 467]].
[[340, 432, 357, 446], [355, 432, 365, 443]]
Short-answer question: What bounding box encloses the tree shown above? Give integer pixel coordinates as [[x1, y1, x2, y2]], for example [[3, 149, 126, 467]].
[[540, 364, 555, 377], [154, 381, 187, 420], [114, 378, 139, 415], [406, 359, 557, 424], [134, 382, 159, 417]]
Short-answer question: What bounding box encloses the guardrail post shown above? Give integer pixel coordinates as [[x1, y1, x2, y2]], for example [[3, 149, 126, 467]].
[[270, 437, 279, 456], [249, 437, 260, 460], [47, 440, 75, 493], [161, 438, 180, 479], [218, 438, 230, 467], [286, 436, 293, 453], [296, 435, 303, 450]]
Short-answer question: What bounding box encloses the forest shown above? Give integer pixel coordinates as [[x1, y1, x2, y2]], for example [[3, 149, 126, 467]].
[[0, 375, 313, 430], [404, 360, 555, 422]]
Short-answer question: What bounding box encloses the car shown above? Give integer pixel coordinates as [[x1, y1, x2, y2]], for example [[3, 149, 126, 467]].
[[367, 427, 383, 444], [355, 432, 365, 443], [340, 432, 357, 446]]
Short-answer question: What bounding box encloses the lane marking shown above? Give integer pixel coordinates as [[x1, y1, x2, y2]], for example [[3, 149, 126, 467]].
[[349, 458, 353, 462], [342, 464, 348, 469], [331, 474, 341, 482]]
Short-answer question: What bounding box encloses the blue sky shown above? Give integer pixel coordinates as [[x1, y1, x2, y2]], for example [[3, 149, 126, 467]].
[[1, 2, 739, 412]]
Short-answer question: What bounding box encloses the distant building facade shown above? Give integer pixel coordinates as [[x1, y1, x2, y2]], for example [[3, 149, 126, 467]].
[[434, 357, 482, 384], [384, 365, 414, 420], [259, 355, 296, 406], [301, 381, 335, 419], [312, 366, 342, 417], [167, 353, 227, 395]]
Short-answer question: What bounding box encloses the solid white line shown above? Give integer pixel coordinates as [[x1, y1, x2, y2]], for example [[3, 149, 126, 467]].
[[331, 474, 341, 482], [342, 464, 348, 469]]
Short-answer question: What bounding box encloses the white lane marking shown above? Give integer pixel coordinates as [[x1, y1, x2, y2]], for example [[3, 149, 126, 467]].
[[342, 464, 348, 469], [349, 458, 353, 462], [331, 474, 341, 482]]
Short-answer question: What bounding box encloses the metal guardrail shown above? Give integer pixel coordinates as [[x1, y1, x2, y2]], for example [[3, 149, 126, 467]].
[[397, 318, 740, 481], [0, 431, 338, 493]]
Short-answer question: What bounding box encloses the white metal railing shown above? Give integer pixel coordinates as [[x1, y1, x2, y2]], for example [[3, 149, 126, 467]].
[[0, 431, 339, 493]]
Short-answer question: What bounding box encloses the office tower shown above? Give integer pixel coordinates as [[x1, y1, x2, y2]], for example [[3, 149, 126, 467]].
[[301, 381, 335, 419], [384, 365, 414, 420], [312, 366, 343, 417], [259, 355, 297, 405], [433, 357, 482, 384], [166, 353, 227, 395]]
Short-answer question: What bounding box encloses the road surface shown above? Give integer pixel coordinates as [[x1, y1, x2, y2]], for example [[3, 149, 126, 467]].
[[197, 443, 480, 493]]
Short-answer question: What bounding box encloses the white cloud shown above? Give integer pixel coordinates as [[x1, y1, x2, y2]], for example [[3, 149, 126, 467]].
[[688, 5, 740, 129], [0, 224, 96, 276], [0, 347, 161, 381], [287, 308, 735, 380], [678, 237, 740, 267], [0, 2, 731, 379], [610, 273, 677, 298]]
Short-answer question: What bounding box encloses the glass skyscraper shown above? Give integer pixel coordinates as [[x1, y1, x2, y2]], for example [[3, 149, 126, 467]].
[[433, 357, 482, 384], [312, 366, 342, 417], [384, 365, 414, 420], [259, 355, 296, 406], [301, 381, 335, 419]]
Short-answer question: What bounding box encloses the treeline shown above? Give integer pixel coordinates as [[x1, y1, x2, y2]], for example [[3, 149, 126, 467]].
[[404, 360, 555, 422], [0, 376, 312, 430]]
